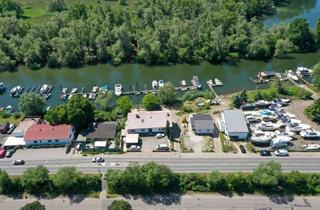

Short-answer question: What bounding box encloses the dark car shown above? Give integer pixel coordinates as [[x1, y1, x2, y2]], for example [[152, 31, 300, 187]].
[[92, 157, 105, 163], [260, 150, 271, 156], [13, 159, 25, 165], [239, 145, 246, 153], [5, 150, 14, 158]]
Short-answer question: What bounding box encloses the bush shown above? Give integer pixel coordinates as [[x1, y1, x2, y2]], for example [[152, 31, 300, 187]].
[[178, 173, 208, 192], [227, 173, 254, 194], [181, 91, 214, 102], [0, 170, 11, 194], [108, 200, 133, 210], [207, 171, 229, 192], [20, 166, 50, 194], [20, 201, 46, 210]]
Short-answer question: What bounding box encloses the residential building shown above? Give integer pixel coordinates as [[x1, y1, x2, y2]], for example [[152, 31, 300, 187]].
[[219, 109, 249, 140], [190, 114, 215, 135], [83, 122, 117, 141], [126, 110, 172, 135], [12, 118, 40, 137], [24, 124, 75, 146]]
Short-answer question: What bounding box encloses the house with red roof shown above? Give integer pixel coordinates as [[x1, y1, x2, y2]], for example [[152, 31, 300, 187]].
[[24, 124, 75, 146]]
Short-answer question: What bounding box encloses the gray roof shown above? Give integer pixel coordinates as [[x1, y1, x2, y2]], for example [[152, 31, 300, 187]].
[[191, 114, 214, 130], [84, 122, 117, 140], [223, 109, 249, 133]]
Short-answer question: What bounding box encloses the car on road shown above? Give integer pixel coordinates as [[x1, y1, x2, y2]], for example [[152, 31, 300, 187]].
[[239, 145, 246, 153], [156, 133, 165, 139], [275, 149, 289, 156], [110, 162, 120, 166], [259, 150, 271, 156], [13, 159, 25, 165], [92, 157, 105, 163]]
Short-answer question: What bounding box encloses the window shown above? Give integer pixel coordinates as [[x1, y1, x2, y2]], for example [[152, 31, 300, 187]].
[[39, 140, 42, 143], [33, 141, 37, 143], [55, 140, 59, 142], [48, 140, 52, 143], [207, 129, 210, 132]]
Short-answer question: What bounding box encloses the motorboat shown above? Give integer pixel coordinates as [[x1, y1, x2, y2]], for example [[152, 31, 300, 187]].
[[257, 71, 275, 80], [250, 131, 272, 146], [275, 130, 295, 137], [61, 88, 68, 94], [180, 80, 187, 86], [207, 79, 214, 86], [152, 80, 158, 89], [92, 86, 99, 93], [272, 135, 292, 144], [71, 88, 78, 94], [286, 70, 299, 82], [10, 86, 23, 97], [4, 105, 14, 113], [258, 122, 279, 131], [300, 129, 320, 140], [255, 100, 272, 108], [114, 84, 122, 96], [60, 94, 67, 101], [158, 80, 164, 88], [246, 115, 260, 123], [214, 78, 223, 86], [100, 85, 109, 92], [296, 67, 312, 77], [191, 76, 202, 89], [302, 144, 320, 151], [0, 82, 5, 93], [39, 84, 49, 94]]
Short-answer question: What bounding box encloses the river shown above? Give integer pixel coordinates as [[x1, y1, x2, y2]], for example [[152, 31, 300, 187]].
[[1, 0, 320, 109]]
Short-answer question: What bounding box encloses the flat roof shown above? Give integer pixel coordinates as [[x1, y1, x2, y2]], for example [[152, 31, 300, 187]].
[[223, 109, 249, 133], [4, 136, 25, 147], [13, 118, 40, 136], [124, 134, 139, 144], [126, 111, 171, 130], [94, 141, 107, 147], [191, 114, 214, 130]]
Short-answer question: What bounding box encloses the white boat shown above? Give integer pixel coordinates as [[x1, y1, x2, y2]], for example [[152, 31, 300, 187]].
[[180, 80, 187, 86], [88, 93, 94, 100], [71, 88, 78, 94], [191, 76, 202, 89], [152, 80, 158, 89], [250, 132, 272, 145], [61, 88, 68, 94], [275, 130, 295, 137], [39, 84, 49, 94], [68, 94, 73, 100], [214, 78, 223, 86], [272, 135, 292, 143], [92, 86, 99, 93], [4, 105, 14, 113], [258, 122, 279, 131], [300, 129, 320, 140], [207, 79, 214, 86], [114, 84, 122, 96], [286, 70, 299, 81], [10, 86, 23, 97], [296, 66, 312, 77], [302, 144, 320, 150], [83, 93, 87, 98], [158, 80, 164, 88]]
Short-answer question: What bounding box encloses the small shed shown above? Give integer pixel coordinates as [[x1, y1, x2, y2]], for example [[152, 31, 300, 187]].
[[94, 141, 107, 148]]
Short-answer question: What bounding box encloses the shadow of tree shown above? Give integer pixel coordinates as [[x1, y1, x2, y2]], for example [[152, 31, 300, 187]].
[[267, 193, 294, 204], [123, 193, 182, 206], [67, 194, 87, 204]]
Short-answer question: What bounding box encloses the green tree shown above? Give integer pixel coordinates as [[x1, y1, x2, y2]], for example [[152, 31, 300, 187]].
[[51, 167, 81, 194], [165, 120, 171, 140], [48, 0, 66, 12], [68, 3, 87, 19], [20, 166, 50, 194], [20, 201, 46, 210], [157, 82, 177, 105], [286, 18, 316, 52], [94, 91, 114, 111], [254, 91, 263, 101], [312, 63, 320, 90], [108, 200, 133, 210], [284, 171, 310, 194], [315, 17, 320, 46], [18, 93, 46, 116], [142, 93, 159, 110], [44, 105, 68, 125], [274, 39, 295, 58], [0, 170, 11, 194], [206, 171, 228, 192], [305, 98, 320, 124], [228, 172, 253, 194], [116, 96, 132, 115], [232, 95, 242, 108], [252, 161, 283, 192]]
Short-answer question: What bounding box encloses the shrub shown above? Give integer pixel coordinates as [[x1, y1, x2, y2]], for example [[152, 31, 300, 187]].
[[108, 200, 133, 210], [207, 171, 229, 192], [179, 173, 208, 192], [20, 201, 46, 210]]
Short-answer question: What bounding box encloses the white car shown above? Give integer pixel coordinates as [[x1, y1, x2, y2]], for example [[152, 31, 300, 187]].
[[130, 145, 141, 151], [156, 133, 165, 139], [275, 149, 289, 156], [91, 157, 105, 163]]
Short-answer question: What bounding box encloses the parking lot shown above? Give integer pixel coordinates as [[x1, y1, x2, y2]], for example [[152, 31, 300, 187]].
[[140, 136, 170, 153]]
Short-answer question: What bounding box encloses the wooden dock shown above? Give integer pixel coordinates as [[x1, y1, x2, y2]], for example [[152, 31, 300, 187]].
[[206, 81, 222, 104], [249, 77, 270, 84]]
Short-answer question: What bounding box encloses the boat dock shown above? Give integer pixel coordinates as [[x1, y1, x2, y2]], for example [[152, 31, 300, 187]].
[[249, 77, 270, 84], [206, 81, 222, 104]]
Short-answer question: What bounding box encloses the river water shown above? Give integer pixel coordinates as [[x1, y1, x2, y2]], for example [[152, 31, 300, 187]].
[[1, 0, 320, 109]]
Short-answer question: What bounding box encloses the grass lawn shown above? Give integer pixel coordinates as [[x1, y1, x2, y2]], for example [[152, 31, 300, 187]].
[[0, 113, 25, 125]]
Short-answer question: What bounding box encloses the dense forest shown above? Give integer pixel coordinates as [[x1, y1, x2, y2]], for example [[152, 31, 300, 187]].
[[0, 0, 320, 70]]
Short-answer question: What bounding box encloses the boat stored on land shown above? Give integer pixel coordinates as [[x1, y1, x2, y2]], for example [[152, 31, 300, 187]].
[[300, 130, 320, 140]]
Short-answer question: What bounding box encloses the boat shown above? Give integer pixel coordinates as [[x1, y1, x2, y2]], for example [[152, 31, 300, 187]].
[[92, 86, 99, 93], [158, 80, 164, 88], [152, 80, 158, 89], [4, 105, 14, 113], [10, 86, 23, 97], [207, 79, 214, 86], [60, 94, 67, 101], [180, 80, 187, 86], [100, 85, 108, 92], [191, 76, 202, 89], [257, 71, 275, 80], [258, 122, 279, 131], [214, 78, 223, 86], [114, 84, 122, 96], [272, 135, 292, 144], [250, 131, 272, 145], [296, 67, 312, 77], [246, 115, 260, 123], [44, 93, 51, 100], [71, 88, 78, 94], [0, 82, 5, 93], [300, 129, 320, 140], [39, 84, 50, 94], [275, 130, 295, 137], [88, 93, 96, 100], [61, 88, 68, 94], [83, 93, 87, 98], [286, 70, 299, 82], [302, 144, 320, 151]]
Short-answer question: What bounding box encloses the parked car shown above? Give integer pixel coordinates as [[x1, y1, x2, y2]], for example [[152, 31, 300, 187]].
[[5, 150, 14, 158], [239, 145, 246, 153], [156, 144, 169, 151], [129, 145, 141, 151], [13, 159, 25, 165], [76, 143, 84, 151], [259, 150, 271, 156], [92, 157, 104, 163], [0, 148, 6, 158], [275, 149, 289, 156], [7, 124, 15, 134], [156, 133, 165, 139]]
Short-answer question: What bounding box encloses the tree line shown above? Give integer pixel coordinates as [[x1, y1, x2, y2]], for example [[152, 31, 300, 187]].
[[106, 161, 320, 195], [1, 0, 320, 70], [0, 166, 101, 196]]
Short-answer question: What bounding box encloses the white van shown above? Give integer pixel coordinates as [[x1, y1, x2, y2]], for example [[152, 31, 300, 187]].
[[156, 144, 169, 151]]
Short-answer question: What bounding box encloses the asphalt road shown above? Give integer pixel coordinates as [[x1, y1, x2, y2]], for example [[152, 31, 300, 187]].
[[0, 194, 319, 210], [1, 157, 320, 175]]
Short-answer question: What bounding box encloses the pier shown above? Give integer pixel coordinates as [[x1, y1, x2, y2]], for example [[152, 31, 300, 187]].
[[206, 81, 222, 104], [249, 77, 270, 84]]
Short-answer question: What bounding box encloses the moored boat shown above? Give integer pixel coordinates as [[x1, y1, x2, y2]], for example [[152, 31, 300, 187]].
[[286, 70, 299, 82], [152, 80, 158, 89], [214, 78, 223, 86], [191, 76, 202, 89], [180, 80, 187, 86], [92, 86, 99, 93], [0, 82, 5, 93], [296, 66, 312, 77], [71, 88, 78, 94], [158, 80, 164, 88], [114, 84, 122, 96]]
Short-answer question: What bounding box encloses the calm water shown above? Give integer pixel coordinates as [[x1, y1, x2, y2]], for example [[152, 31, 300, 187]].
[[1, 1, 320, 109], [265, 0, 320, 27]]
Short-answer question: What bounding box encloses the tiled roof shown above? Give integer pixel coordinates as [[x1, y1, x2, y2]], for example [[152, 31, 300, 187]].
[[24, 124, 72, 141]]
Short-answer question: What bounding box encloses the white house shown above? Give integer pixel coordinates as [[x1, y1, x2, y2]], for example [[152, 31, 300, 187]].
[[24, 124, 75, 146], [126, 110, 172, 135], [220, 109, 249, 140]]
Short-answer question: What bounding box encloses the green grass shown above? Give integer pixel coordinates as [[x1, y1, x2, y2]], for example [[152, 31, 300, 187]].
[[219, 133, 237, 153], [0, 113, 25, 125]]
